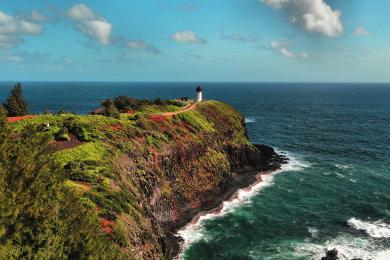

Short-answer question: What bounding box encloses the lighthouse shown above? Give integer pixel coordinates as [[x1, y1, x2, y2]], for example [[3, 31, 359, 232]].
[[196, 85, 203, 102]]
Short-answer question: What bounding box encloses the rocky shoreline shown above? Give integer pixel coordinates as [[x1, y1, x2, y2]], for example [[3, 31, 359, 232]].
[[168, 144, 289, 258]]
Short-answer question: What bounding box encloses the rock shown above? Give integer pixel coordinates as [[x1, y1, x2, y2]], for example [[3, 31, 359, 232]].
[[321, 248, 339, 260]]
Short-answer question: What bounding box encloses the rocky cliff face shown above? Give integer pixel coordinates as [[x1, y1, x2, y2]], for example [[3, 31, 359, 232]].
[[105, 101, 287, 258], [9, 101, 286, 259]]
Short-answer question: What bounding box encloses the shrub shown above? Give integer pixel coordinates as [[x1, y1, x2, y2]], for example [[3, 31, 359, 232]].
[[55, 127, 70, 141], [64, 119, 100, 142], [114, 96, 131, 111], [153, 98, 166, 106], [101, 99, 120, 119]]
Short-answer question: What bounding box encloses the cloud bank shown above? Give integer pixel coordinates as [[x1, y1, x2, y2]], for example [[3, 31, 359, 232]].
[[67, 4, 112, 45], [0, 10, 44, 48], [171, 30, 206, 44], [261, 0, 343, 37], [127, 40, 161, 54], [270, 40, 309, 59]]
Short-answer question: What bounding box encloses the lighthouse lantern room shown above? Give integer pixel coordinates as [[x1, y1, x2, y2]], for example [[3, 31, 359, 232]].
[[196, 85, 203, 102]]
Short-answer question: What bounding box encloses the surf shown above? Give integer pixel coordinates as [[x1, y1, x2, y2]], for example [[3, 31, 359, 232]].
[[176, 151, 309, 259]]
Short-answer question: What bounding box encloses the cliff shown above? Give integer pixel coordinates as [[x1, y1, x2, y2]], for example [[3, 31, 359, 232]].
[[7, 100, 287, 259]]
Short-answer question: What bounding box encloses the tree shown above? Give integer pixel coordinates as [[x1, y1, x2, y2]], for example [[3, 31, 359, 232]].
[[0, 118, 120, 258], [101, 99, 120, 119], [3, 83, 29, 117]]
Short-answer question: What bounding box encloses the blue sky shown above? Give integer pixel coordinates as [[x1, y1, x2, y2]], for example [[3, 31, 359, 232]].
[[0, 0, 389, 82]]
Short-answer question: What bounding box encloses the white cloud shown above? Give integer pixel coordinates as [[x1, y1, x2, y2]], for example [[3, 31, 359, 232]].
[[171, 30, 206, 44], [261, 0, 343, 37], [271, 40, 294, 58], [67, 4, 112, 45], [270, 40, 309, 59], [0, 10, 44, 48], [0, 11, 42, 35], [127, 40, 161, 54], [354, 27, 370, 36]]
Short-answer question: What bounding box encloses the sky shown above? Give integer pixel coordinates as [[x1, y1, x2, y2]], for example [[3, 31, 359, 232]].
[[0, 0, 389, 82]]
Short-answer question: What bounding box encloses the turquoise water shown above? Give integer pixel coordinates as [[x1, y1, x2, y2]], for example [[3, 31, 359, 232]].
[[180, 84, 390, 260], [0, 82, 389, 259]]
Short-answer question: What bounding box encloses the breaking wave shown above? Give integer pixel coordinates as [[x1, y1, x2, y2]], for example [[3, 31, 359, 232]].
[[348, 218, 390, 238], [176, 151, 309, 259], [293, 235, 390, 260], [245, 117, 256, 123]]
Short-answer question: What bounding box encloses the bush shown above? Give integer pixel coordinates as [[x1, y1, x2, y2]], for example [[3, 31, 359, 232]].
[[64, 119, 100, 142], [55, 127, 70, 141], [153, 98, 166, 106], [101, 99, 120, 119]]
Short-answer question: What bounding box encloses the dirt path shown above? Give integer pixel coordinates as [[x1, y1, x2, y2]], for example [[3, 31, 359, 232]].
[[150, 102, 197, 121], [160, 102, 197, 117]]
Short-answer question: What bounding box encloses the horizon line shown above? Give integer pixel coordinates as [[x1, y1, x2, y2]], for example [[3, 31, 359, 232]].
[[0, 81, 390, 84]]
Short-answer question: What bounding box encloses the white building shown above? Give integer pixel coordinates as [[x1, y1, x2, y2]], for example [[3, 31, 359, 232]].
[[196, 85, 203, 102]]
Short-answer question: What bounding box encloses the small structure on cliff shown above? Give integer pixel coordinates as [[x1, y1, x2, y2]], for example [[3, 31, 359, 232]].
[[196, 85, 203, 102]]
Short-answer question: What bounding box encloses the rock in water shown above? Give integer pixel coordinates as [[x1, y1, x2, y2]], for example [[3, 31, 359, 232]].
[[321, 248, 339, 260]]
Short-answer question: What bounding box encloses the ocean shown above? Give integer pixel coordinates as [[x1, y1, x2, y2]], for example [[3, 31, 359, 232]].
[[1, 82, 389, 259]]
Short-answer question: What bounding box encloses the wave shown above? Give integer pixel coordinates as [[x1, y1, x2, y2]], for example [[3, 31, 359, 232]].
[[308, 227, 319, 239], [335, 163, 352, 170], [293, 235, 390, 260], [348, 218, 390, 238], [176, 151, 309, 259], [244, 117, 256, 123]]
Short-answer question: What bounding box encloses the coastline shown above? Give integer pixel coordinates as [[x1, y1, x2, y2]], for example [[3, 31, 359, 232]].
[[173, 150, 292, 259]]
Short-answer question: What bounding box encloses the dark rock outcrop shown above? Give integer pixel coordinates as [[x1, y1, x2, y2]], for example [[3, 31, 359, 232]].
[[321, 249, 339, 260]]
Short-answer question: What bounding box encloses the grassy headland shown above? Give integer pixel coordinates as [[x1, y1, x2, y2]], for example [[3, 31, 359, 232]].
[[1, 99, 285, 259]]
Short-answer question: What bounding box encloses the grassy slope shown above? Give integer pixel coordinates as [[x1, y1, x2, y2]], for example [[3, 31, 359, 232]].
[[10, 101, 255, 258]]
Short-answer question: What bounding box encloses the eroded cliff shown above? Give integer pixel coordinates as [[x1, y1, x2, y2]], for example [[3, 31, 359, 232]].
[[8, 100, 286, 259]]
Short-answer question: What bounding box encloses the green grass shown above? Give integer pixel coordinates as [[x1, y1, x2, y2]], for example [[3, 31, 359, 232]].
[[174, 110, 215, 133], [55, 142, 109, 166]]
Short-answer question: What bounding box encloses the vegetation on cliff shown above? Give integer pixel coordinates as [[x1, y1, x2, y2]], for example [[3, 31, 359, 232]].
[[0, 109, 119, 259], [0, 93, 282, 259]]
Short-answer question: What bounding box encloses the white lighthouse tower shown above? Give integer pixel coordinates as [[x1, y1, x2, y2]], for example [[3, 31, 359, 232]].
[[196, 85, 203, 102]]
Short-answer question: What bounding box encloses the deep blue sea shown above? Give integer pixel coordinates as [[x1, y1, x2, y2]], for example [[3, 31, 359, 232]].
[[1, 82, 389, 259]]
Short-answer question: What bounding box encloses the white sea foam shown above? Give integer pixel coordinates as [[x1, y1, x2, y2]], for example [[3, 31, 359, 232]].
[[244, 117, 256, 123], [294, 235, 390, 260], [308, 227, 319, 239], [176, 151, 309, 259], [349, 178, 357, 183], [335, 163, 352, 170], [348, 218, 390, 238]]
